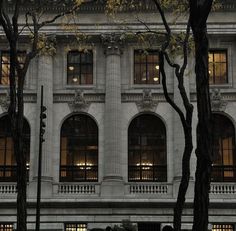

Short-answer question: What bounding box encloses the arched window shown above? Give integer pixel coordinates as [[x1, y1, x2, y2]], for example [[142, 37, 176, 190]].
[[60, 114, 98, 182], [0, 115, 30, 181], [128, 114, 167, 182], [212, 114, 236, 182]]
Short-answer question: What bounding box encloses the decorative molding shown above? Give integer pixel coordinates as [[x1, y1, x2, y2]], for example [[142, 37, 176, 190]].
[[136, 89, 158, 112], [53, 92, 105, 103], [210, 89, 227, 112], [122, 92, 166, 102], [101, 33, 125, 56], [68, 90, 90, 112], [6, 0, 236, 13]]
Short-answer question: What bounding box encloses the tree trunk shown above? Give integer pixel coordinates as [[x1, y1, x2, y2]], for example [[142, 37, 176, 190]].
[[191, 25, 213, 231], [174, 130, 193, 231], [9, 47, 27, 231]]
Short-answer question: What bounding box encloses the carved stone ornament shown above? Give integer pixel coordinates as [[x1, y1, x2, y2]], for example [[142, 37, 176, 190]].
[[0, 92, 10, 112], [101, 33, 125, 55], [136, 89, 158, 112], [210, 88, 227, 112], [68, 90, 90, 112]]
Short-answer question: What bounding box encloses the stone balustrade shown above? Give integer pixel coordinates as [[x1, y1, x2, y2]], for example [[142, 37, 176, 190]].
[[210, 183, 236, 194], [129, 183, 169, 194]]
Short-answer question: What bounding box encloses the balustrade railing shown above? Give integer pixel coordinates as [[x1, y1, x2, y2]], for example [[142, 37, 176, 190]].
[[57, 183, 97, 194], [0, 183, 17, 194], [129, 183, 169, 194], [210, 183, 236, 194]]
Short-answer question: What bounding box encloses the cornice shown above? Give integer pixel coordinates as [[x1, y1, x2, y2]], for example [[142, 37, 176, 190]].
[[5, 0, 236, 13]]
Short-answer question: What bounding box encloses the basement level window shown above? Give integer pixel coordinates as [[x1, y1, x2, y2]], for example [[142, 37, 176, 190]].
[[65, 223, 87, 231], [212, 224, 234, 231], [0, 223, 13, 231]]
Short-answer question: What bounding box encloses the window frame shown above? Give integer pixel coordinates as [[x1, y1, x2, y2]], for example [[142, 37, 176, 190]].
[[133, 49, 160, 85], [208, 49, 228, 85], [211, 113, 236, 182], [64, 223, 87, 231], [212, 224, 234, 231], [0, 50, 26, 86], [66, 50, 94, 86], [0, 115, 30, 182], [128, 114, 167, 182], [60, 114, 98, 182], [0, 223, 14, 231]]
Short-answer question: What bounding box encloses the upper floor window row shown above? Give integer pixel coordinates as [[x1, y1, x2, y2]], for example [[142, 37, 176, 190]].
[[0, 49, 229, 86]]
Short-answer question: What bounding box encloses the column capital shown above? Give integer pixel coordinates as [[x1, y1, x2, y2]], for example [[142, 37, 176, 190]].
[[101, 33, 124, 56]]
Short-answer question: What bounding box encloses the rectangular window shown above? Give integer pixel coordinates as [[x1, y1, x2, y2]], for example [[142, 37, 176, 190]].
[[0, 223, 13, 231], [134, 49, 160, 84], [209, 50, 228, 85], [67, 50, 93, 85], [65, 223, 87, 231], [0, 51, 25, 85], [212, 224, 234, 231]]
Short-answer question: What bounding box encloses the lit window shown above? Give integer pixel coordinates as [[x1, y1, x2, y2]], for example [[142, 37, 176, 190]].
[[65, 223, 87, 231], [0, 51, 25, 85], [0, 223, 13, 231], [134, 50, 160, 84], [211, 114, 236, 182], [0, 115, 30, 182], [60, 114, 98, 182], [209, 50, 227, 84], [212, 224, 234, 231], [128, 114, 167, 182], [67, 50, 93, 85]]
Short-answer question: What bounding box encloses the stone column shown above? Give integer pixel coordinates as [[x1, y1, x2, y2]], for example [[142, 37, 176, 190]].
[[100, 34, 124, 196], [29, 55, 53, 198]]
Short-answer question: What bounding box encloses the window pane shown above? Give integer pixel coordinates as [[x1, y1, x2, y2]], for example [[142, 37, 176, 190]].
[[0, 51, 26, 86], [208, 50, 227, 85], [65, 223, 87, 231], [60, 115, 98, 182], [134, 50, 160, 84], [212, 114, 235, 182], [212, 224, 234, 231], [67, 51, 93, 85], [0, 115, 30, 182]]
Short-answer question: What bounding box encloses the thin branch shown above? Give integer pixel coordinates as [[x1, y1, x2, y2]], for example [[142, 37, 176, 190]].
[[12, 0, 20, 39], [152, 0, 171, 49], [39, 4, 81, 28], [159, 52, 187, 129]]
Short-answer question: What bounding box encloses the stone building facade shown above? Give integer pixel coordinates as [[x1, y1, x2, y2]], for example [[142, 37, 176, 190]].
[[0, 1, 236, 231]]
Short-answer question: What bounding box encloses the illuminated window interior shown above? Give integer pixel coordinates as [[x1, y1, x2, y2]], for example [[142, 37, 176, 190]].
[[209, 50, 227, 85], [128, 114, 167, 182], [65, 223, 87, 231], [212, 224, 234, 231], [0, 51, 25, 85], [67, 50, 93, 85], [0, 223, 13, 231], [60, 114, 98, 182], [0, 115, 30, 182], [134, 49, 160, 84], [211, 114, 236, 182]]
